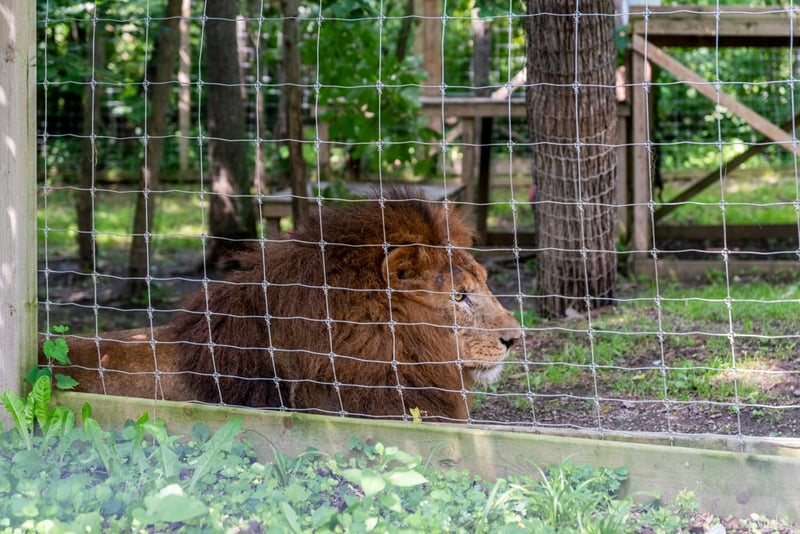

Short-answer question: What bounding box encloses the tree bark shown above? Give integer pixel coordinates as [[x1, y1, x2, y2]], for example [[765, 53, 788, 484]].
[[280, 0, 308, 228], [205, 0, 256, 264], [525, 0, 618, 318], [77, 18, 104, 269], [247, 0, 269, 197], [126, 0, 182, 297], [178, 0, 192, 179], [472, 9, 492, 241]]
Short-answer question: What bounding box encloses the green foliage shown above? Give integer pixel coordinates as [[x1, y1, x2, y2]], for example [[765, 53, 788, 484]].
[[2, 379, 797, 532], [28, 325, 78, 391], [302, 1, 438, 179]]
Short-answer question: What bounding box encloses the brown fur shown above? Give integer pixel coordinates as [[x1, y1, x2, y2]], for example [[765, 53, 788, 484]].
[[41, 188, 522, 422]]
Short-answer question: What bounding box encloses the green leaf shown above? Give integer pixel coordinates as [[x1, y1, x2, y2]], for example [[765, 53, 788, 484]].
[[386, 469, 427, 488], [188, 417, 242, 494], [1, 390, 33, 449], [81, 402, 92, 423], [84, 418, 119, 476], [25, 366, 49, 386], [342, 468, 386, 497], [132, 484, 207, 525], [42, 337, 70, 365], [191, 422, 210, 443], [42, 405, 75, 444], [54, 373, 79, 390], [31, 375, 52, 431], [279, 501, 302, 533], [142, 420, 179, 480]]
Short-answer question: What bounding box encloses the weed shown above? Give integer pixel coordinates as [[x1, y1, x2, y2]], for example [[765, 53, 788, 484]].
[[28, 325, 78, 391]]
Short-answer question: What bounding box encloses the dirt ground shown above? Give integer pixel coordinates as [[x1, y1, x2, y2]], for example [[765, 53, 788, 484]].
[[38, 252, 800, 439], [479, 256, 800, 439]]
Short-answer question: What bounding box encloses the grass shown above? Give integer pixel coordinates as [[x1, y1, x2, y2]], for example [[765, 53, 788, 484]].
[[485, 170, 800, 228], [658, 171, 800, 226], [493, 273, 800, 421], [38, 186, 208, 266]]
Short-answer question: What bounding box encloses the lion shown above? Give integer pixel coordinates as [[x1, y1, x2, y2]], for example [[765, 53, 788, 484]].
[[41, 188, 522, 422]]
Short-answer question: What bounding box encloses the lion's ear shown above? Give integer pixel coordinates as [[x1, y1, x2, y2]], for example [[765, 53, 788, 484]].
[[382, 246, 425, 286]]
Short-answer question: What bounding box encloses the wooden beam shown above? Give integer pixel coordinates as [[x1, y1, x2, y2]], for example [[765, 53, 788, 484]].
[[631, 35, 799, 157], [633, 258, 800, 281], [420, 96, 527, 118], [630, 7, 799, 47], [418, 0, 442, 103], [630, 39, 652, 254], [656, 223, 800, 242], [0, 0, 37, 428], [53, 392, 800, 521]]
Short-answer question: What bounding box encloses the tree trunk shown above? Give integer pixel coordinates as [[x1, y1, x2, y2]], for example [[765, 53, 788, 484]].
[[126, 0, 182, 297], [280, 0, 308, 228], [472, 9, 492, 241], [205, 0, 256, 264], [77, 18, 104, 269], [178, 0, 192, 180], [247, 0, 269, 197], [525, 0, 618, 318]]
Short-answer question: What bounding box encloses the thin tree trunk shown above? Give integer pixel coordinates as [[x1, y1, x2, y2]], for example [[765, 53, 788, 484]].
[[525, 0, 618, 318], [280, 0, 308, 227], [247, 0, 269, 196], [394, 0, 415, 64], [178, 0, 192, 179], [205, 0, 256, 265], [472, 9, 492, 241], [77, 17, 104, 269], [126, 0, 182, 297]]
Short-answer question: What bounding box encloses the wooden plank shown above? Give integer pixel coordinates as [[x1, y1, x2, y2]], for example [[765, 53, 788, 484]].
[[630, 40, 652, 254], [630, 7, 798, 47], [259, 181, 465, 231], [418, 0, 442, 109], [631, 35, 799, 157], [460, 116, 476, 203], [53, 392, 800, 520], [633, 258, 800, 281], [420, 96, 527, 118], [0, 0, 37, 428], [656, 223, 800, 241], [485, 231, 537, 247]]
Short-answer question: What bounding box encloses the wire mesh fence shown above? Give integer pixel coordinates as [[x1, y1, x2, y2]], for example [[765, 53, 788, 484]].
[[31, 1, 800, 438]]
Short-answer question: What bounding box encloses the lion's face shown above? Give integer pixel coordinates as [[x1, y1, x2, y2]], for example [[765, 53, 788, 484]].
[[384, 246, 522, 386]]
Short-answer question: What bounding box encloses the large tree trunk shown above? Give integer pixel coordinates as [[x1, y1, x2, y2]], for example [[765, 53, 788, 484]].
[[525, 0, 618, 318], [126, 0, 182, 298], [205, 0, 256, 265]]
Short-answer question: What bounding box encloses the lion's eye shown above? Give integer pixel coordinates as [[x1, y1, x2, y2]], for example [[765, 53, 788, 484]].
[[453, 290, 469, 303]]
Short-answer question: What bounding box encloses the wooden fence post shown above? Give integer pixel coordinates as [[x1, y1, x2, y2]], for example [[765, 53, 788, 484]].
[[0, 0, 38, 424]]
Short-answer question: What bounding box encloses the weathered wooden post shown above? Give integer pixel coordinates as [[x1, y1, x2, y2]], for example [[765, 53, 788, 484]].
[[0, 0, 37, 425]]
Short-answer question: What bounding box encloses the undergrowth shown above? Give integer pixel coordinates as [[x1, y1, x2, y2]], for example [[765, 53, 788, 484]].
[[3, 377, 777, 533]]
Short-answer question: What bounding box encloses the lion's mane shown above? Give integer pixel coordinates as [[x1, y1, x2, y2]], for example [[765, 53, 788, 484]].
[[171, 188, 486, 420], [42, 188, 520, 422]]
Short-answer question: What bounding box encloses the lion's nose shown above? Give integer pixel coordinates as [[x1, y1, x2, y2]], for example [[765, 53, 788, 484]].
[[500, 335, 518, 349]]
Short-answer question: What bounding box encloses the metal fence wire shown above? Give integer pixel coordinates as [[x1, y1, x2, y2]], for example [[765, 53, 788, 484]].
[[34, 1, 800, 438]]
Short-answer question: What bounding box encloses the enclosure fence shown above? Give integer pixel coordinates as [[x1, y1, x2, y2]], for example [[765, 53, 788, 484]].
[[2, 1, 798, 441]]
